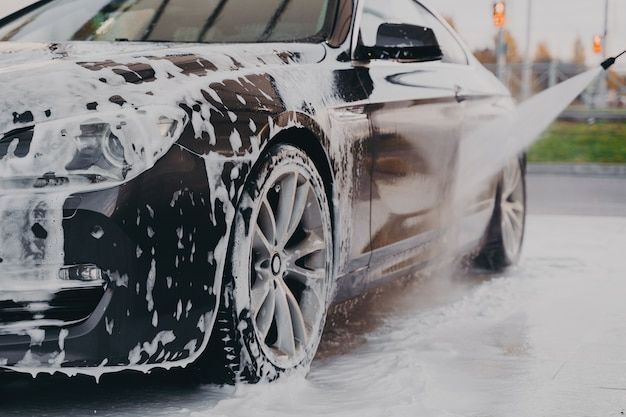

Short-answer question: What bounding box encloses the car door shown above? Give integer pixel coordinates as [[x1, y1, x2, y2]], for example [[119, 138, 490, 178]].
[[355, 0, 472, 280], [454, 65, 516, 250]]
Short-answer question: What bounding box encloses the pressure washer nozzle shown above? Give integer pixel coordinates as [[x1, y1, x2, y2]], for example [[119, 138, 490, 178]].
[[602, 50, 626, 70], [602, 57, 616, 70]]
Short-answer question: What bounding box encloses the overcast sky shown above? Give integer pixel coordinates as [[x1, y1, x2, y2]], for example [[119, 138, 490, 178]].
[[428, 0, 626, 71], [1, 0, 625, 71]]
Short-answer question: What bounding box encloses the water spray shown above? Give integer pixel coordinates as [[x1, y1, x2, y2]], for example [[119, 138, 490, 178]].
[[443, 48, 626, 257], [454, 49, 626, 204]]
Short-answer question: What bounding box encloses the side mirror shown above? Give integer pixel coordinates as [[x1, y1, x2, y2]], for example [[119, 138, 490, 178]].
[[355, 23, 443, 62]]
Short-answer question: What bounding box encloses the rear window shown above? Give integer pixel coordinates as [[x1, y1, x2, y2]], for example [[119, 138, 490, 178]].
[[0, 0, 336, 44]]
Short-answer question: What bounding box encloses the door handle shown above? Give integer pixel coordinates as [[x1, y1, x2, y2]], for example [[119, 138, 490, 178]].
[[454, 85, 467, 103]]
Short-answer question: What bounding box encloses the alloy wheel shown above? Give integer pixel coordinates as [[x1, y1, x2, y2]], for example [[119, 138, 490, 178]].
[[248, 168, 329, 369]]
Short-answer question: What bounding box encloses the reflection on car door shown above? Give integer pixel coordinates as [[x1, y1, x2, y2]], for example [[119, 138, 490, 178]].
[[357, 0, 470, 284], [364, 63, 464, 277]]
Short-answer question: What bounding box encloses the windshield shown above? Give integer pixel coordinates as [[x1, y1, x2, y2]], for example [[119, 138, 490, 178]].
[[0, 0, 335, 43]]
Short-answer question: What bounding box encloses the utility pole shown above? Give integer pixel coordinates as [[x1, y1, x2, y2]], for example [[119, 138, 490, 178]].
[[493, 2, 507, 83], [497, 29, 506, 82], [521, 0, 533, 100], [603, 0, 609, 62], [598, 0, 610, 107]]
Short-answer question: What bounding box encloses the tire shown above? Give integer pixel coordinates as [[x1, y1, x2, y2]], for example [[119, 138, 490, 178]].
[[475, 156, 527, 271], [207, 144, 334, 383]]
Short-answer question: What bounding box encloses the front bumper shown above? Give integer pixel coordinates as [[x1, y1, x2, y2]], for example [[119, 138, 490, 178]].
[[0, 145, 226, 372]]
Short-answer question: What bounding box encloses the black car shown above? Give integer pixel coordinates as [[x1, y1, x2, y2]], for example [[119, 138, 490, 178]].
[[0, 0, 525, 382]]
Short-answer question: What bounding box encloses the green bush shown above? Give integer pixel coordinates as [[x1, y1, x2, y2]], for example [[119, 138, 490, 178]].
[[529, 121, 626, 164]]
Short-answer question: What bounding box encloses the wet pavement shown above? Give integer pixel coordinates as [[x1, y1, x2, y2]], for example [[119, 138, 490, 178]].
[[2, 173, 626, 417], [527, 171, 626, 217]]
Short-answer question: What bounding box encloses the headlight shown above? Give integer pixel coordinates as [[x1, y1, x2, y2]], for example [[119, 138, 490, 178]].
[[0, 106, 186, 188], [66, 123, 128, 177]]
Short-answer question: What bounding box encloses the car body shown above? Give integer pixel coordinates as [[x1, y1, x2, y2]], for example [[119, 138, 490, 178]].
[[0, 0, 520, 378]]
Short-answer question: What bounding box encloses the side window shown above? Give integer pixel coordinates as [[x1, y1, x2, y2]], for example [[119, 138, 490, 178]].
[[360, 0, 468, 65]]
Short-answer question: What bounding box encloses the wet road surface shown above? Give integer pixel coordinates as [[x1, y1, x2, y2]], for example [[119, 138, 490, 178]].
[[2, 173, 626, 417], [528, 171, 626, 217]]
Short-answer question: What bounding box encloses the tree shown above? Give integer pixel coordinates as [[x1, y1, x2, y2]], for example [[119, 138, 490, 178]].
[[501, 30, 521, 64], [480, 30, 520, 64], [443, 16, 457, 31], [571, 37, 586, 66], [607, 70, 626, 91], [473, 48, 496, 64], [534, 41, 552, 64]]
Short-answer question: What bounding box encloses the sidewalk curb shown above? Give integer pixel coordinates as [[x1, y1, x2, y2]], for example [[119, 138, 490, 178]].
[[528, 163, 626, 178]]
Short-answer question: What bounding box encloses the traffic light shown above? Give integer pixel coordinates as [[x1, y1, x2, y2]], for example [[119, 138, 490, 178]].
[[493, 2, 506, 28], [593, 35, 603, 55]]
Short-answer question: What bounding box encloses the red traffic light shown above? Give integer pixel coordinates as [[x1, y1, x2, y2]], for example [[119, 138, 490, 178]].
[[593, 35, 603, 55], [493, 2, 506, 28]]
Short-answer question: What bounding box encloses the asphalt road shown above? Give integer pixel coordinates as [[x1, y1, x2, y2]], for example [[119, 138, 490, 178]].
[[527, 171, 626, 217], [1, 172, 626, 417]]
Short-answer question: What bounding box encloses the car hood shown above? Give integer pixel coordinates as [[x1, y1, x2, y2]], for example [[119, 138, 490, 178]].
[[0, 41, 326, 135]]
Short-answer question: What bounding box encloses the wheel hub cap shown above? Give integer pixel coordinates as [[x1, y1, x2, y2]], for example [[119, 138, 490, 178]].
[[271, 253, 282, 276]]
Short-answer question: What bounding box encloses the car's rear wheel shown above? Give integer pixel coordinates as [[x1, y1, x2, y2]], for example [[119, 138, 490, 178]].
[[218, 144, 334, 383], [475, 157, 527, 271]]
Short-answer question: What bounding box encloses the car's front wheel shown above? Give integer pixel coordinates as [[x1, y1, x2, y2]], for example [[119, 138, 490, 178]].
[[218, 144, 334, 383]]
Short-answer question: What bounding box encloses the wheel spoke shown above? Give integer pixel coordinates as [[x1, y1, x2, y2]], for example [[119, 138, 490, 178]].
[[509, 200, 525, 214], [507, 230, 518, 254], [258, 198, 277, 246], [273, 282, 296, 357], [275, 173, 299, 248], [286, 265, 325, 285], [253, 227, 273, 257], [281, 280, 308, 345], [255, 285, 276, 339], [251, 265, 272, 313], [285, 182, 310, 243], [286, 230, 325, 263], [502, 206, 514, 233], [504, 161, 521, 197], [502, 212, 519, 254], [508, 208, 523, 232], [299, 285, 325, 320]]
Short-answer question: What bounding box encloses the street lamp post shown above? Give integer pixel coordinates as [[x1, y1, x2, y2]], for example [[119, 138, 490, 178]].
[[493, 2, 507, 82], [598, 0, 610, 107], [496, 29, 506, 81], [521, 0, 533, 100], [603, 0, 609, 61]]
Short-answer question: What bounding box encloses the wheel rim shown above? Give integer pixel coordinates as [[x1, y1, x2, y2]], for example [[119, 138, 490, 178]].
[[500, 159, 525, 261], [248, 169, 328, 368]]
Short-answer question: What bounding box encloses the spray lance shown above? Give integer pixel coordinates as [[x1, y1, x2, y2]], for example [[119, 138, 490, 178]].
[[601, 50, 626, 70]]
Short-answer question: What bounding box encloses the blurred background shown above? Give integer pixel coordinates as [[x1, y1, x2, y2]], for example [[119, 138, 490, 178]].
[[430, 0, 626, 166], [0, 3, 625, 416]]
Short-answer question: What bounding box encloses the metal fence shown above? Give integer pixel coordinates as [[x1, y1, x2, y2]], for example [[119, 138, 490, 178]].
[[483, 62, 626, 108]]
